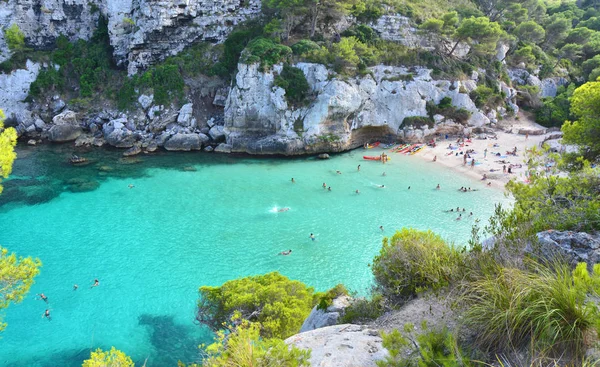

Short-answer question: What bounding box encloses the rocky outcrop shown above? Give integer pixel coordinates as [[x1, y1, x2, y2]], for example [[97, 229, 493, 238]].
[[224, 62, 510, 154], [530, 230, 600, 270], [285, 324, 388, 367], [164, 132, 208, 151], [0, 0, 261, 74], [47, 110, 82, 142], [300, 295, 351, 333], [0, 59, 40, 130]]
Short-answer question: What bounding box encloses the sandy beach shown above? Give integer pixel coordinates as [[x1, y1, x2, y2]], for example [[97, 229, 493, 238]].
[[415, 114, 549, 190]]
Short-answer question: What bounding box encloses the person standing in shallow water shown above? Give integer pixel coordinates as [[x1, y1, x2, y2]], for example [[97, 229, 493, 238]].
[[291, 178, 295, 183], [310, 233, 315, 241]]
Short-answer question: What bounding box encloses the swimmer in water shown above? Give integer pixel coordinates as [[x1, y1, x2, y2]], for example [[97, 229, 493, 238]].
[[380, 185, 385, 188], [323, 183, 327, 189], [38, 293, 48, 302], [128, 184, 135, 189], [310, 233, 315, 241], [278, 207, 290, 212], [456, 214, 462, 220], [380, 225, 384, 231], [73, 284, 78, 291], [436, 184, 440, 190], [357, 165, 361, 171], [91, 279, 99, 288], [279, 250, 292, 256], [382, 172, 386, 176], [44, 309, 51, 320], [408, 186, 411, 190], [336, 170, 342, 174], [469, 212, 473, 216], [355, 189, 360, 194], [291, 178, 295, 183], [328, 187, 332, 191]]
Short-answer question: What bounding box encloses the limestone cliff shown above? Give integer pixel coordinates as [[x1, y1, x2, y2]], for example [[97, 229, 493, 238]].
[[0, 0, 261, 73], [223, 62, 512, 155]]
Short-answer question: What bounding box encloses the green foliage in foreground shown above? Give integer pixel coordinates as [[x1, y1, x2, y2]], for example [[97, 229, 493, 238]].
[[378, 324, 471, 367], [339, 293, 384, 324], [460, 260, 600, 356], [82, 347, 134, 367], [0, 246, 42, 332], [274, 65, 311, 106], [197, 272, 317, 339], [200, 320, 310, 367], [371, 228, 464, 304]]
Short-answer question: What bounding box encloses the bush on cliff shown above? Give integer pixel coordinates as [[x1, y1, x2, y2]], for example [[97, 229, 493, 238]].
[[196, 272, 317, 339], [371, 228, 464, 304], [241, 38, 292, 69], [274, 65, 311, 106], [201, 319, 310, 367]]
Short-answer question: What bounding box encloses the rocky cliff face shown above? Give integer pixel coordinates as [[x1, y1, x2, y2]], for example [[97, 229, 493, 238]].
[[0, 0, 261, 73], [224, 62, 515, 154]]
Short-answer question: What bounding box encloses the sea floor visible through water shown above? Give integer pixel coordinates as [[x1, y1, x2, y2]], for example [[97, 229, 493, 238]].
[[0, 144, 511, 366]]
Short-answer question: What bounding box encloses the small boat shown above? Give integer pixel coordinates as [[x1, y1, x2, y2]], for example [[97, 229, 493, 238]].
[[392, 144, 410, 152], [70, 155, 88, 164], [363, 155, 391, 161], [365, 142, 380, 149], [398, 144, 416, 154], [405, 144, 423, 155], [381, 143, 395, 149], [410, 144, 425, 155]]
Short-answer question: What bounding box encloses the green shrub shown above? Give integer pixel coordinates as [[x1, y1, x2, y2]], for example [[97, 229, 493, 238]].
[[426, 99, 471, 125], [377, 325, 471, 367], [202, 320, 311, 367], [28, 67, 63, 98], [212, 25, 263, 77], [371, 228, 464, 304], [339, 293, 384, 323], [197, 272, 316, 339], [274, 65, 310, 106], [460, 260, 598, 356], [4, 24, 25, 53], [341, 24, 379, 44], [241, 38, 292, 69], [402, 116, 434, 128], [315, 284, 348, 311], [291, 40, 320, 56], [469, 85, 503, 109]]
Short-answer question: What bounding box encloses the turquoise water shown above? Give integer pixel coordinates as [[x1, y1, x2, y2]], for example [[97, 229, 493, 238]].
[[0, 145, 510, 366]]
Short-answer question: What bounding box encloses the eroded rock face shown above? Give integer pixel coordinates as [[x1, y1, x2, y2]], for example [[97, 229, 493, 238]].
[[300, 295, 351, 333], [224, 62, 502, 154], [0, 0, 261, 74], [0, 60, 40, 130], [285, 324, 388, 367]]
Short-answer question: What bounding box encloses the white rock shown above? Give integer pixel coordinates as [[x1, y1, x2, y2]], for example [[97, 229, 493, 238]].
[[285, 324, 388, 367], [138, 94, 154, 110], [177, 103, 194, 126]]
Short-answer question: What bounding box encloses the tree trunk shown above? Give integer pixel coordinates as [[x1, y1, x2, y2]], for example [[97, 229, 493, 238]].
[[309, 3, 319, 38], [447, 39, 462, 57]]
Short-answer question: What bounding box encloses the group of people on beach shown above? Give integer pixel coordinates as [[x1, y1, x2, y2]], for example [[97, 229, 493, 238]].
[[37, 279, 100, 321]]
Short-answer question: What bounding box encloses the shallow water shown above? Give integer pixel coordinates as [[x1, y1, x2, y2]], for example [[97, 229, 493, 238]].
[[0, 144, 510, 366]]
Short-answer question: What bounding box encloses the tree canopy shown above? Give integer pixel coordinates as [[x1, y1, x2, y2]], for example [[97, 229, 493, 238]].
[[82, 347, 134, 367], [562, 78, 600, 160]]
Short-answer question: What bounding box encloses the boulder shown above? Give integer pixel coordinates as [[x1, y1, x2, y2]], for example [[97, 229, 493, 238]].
[[27, 139, 36, 146], [164, 133, 208, 151], [48, 124, 82, 143], [213, 87, 229, 107], [208, 125, 225, 142], [214, 143, 233, 153], [204, 145, 214, 152], [318, 153, 330, 159], [52, 110, 78, 126], [285, 324, 387, 367], [530, 231, 600, 270], [51, 99, 66, 113], [177, 103, 194, 126], [468, 111, 490, 127], [300, 296, 351, 333], [106, 129, 137, 148], [123, 145, 142, 157]]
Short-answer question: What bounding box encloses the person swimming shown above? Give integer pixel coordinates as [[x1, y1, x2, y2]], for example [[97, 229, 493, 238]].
[[278, 207, 290, 212], [382, 172, 386, 176], [291, 178, 295, 183], [44, 309, 51, 320], [355, 189, 360, 194], [91, 279, 99, 288], [128, 184, 134, 189], [328, 187, 332, 191], [379, 185, 385, 188], [310, 233, 315, 241], [379, 225, 384, 231], [336, 170, 342, 174], [436, 184, 440, 190], [408, 186, 411, 190], [73, 284, 78, 291], [38, 293, 48, 302], [279, 250, 292, 256], [456, 214, 462, 220], [323, 183, 327, 189], [357, 165, 361, 171]]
